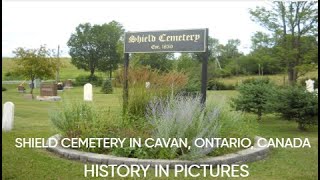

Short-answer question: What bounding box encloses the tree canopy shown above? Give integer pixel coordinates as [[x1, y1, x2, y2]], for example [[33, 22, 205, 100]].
[[67, 21, 124, 78], [13, 45, 59, 97], [249, 1, 318, 84]]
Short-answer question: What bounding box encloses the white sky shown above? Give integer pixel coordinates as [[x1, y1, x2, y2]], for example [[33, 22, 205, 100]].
[[2, 0, 272, 57]]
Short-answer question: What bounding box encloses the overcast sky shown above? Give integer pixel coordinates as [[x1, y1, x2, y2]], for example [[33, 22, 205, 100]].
[[2, 0, 272, 57]]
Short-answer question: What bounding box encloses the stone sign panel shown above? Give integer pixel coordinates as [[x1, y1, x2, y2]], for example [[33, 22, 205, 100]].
[[124, 29, 207, 53]]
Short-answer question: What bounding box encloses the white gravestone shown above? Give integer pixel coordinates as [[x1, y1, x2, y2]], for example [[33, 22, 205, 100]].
[[305, 79, 315, 92], [84, 83, 93, 101], [2, 102, 14, 131], [145, 82, 150, 89]]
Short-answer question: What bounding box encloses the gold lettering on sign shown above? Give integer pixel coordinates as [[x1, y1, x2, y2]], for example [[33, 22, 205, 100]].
[[129, 33, 202, 43], [128, 35, 156, 43], [158, 34, 201, 42]]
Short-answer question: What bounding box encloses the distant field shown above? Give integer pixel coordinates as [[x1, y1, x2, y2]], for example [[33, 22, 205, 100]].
[[2, 57, 318, 85], [2, 58, 107, 81], [217, 71, 318, 86]]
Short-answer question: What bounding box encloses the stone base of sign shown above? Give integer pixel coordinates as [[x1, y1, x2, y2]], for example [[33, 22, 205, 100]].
[[46, 135, 270, 167], [36, 96, 61, 101]]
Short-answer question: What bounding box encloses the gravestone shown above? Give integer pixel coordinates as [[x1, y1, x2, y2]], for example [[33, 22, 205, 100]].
[[17, 85, 25, 93], [64, 79, 73, 89], [40, 83, 58, 96], [84, 83, 93, 101], [145, 82, 151, 89], [36, 83, 61, 101], [2, 102, 14, 131], [57, 82, 64, 91], [305, 79, 315, 92]]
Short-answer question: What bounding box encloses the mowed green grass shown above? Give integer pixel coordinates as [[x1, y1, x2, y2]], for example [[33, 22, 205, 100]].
[[2, 84, 318, 179]]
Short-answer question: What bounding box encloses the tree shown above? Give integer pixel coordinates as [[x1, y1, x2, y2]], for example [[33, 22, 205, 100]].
[[220, 39, 243, 75], [231, 78, 275, 121], [67, 21, 124, 79], [191, 37, 222, 63], [270, 86, 318, 130], [250, 1, 318, 85], [250, 31, 274, 51], [248, 32, 284, 75], [13, 45, 59, 98], [176, 53, 200, 72], [131, 53, 174, 72]]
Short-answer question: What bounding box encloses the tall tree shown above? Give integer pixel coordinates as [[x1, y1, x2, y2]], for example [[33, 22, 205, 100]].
[[250, 1, 318, 85], [219, 39, 243, 75], [67, 21, 124, 79], [249, 31, 284, 75], [192, 37, 222, 62], [131, 53, 174, 72], [95, 21, 124, 79], [13, 45, 59, 98]]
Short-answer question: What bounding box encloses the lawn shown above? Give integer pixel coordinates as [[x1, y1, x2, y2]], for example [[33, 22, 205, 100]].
[[2, 84, 318, 179]]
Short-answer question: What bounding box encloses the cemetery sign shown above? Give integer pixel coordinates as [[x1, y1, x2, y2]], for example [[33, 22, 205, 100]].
[[123, 28, 209, 114], [124, 29, 207, 53]]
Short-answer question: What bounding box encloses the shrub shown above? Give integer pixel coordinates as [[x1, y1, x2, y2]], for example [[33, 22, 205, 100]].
[[4, 71, 24, 80], [207, 79, 235, 90], [2, 86, 7, 91], [178, 78, 201, 97], [49, 101, 117, 153], [242, 77, 270, 85], [231, 78, 275, 121], [117, 67, 188, 118], [270, 86, 318, 130], [101, 79, 113, 94], [114, 66, 187, 89], [144, 95, 255, 160], [74, 75, 103, 86], [127, 84, 171, 119], [112, 95, 256, 160]]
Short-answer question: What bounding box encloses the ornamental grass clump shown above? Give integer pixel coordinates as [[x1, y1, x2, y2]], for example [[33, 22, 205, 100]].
[[146, 95, 221, 159], [144, 94, 257, 160]]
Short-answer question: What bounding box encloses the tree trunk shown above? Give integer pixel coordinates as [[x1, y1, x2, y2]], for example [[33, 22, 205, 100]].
[[257, 108, 262, 121], [109, 70, 112, 80], [30, 79, 34, 99], [90, 69, 95, 78], [288, 63, 298, 86], [298, 122, 306, 131]]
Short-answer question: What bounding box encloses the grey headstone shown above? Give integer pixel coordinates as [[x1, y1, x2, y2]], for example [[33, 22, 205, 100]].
[[84, 83, 93, 101], [2, 102, 14, 131]]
